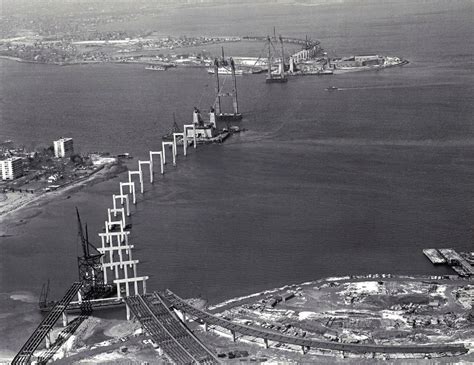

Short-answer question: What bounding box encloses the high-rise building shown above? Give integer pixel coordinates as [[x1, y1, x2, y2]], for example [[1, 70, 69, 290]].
[[0, 157, 23, 180], [53, 138, 74, 158]]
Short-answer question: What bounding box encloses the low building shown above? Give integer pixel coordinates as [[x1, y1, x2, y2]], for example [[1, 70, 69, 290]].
[[53, 137, 74, 158], [0, 157, 23, 180]]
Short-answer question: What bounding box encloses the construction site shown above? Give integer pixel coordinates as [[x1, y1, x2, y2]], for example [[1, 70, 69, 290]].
[[5, 33, 470, 365], [10, 75, 473, 362]]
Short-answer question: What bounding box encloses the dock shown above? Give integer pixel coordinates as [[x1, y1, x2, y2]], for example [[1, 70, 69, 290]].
[[423, 249, 446, 264], [438, 248, 474, 277], [423, 248, 474, 277]]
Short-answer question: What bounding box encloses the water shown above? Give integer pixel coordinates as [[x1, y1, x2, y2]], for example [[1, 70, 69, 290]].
[[0, 0, 473, 358]]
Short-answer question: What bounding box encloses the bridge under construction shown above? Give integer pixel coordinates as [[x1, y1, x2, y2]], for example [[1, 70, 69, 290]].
[[12, 282, 87, 365], [11, 112, 471, 363], [125, 293, 219, 364]]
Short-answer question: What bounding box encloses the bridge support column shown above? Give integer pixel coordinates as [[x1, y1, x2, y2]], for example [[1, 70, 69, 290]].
[[204, 322, 208, 332], [264, 338, 269, 349], [138, 160, 151, 184], [62, 312, 68, 327], [126, 304, 131, 321], [162, 141, 173, 165], [231, 330, 236, 342], [175, 309, 185, 322], [45, 333, 51, 349], [150, 151, 164, 181], [173, 133, 185, 162], [120, 182, 136, 206], [184, 124, 197, 150], [129, 170, 144, 194]]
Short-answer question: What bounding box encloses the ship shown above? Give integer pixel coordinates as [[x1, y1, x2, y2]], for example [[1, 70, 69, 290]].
[[186, 107, 232, 144], [145, 65, 166, 71], [325, 86, 338, 91], [207, 67, 244, 75]]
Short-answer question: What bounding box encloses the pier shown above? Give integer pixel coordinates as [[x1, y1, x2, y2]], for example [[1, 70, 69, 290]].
[[423, 248, 474, 277], [423, 249, 446, 264]]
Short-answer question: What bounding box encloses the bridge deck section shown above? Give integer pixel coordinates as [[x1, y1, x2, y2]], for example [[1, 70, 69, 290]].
[[12, 282, 83, 365], [163, 290, 467, 356], [125, 294, 218, 364], [36, 315, 89, 364]]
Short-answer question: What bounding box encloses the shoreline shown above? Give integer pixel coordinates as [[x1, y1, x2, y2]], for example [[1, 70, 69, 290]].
[[0, 55, 410, 74], [0, 163, 126, 230], [207, 272, 472, 312], [4, 273, 470, 364]]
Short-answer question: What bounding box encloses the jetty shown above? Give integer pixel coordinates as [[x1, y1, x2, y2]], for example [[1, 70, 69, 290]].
[[423, 249, 446, 264], [423, 248, 474, 277]]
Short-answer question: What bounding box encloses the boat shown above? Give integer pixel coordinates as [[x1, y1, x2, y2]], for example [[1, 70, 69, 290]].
[[207, 67, 244, 75], [317, 69, 333, 75], [145, 65, 166, 71], [325, 86, 338, 91], [117, 153, 133, 159]]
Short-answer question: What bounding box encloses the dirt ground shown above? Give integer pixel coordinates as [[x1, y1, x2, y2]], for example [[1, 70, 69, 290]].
[[45, 276, 473, 364]]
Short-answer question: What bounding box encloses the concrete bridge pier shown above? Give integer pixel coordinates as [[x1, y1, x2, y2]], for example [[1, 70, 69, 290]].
[[149, 151, 164, 181], [173, 132, 185, 159], [204, 322, 208, 332], [104, 220, 111, 243], [112, 195, 130, 219], [45, 333, 51, 349], [264, 338, 269, 349], [184, 124, 197, 149], [175, 309, 186, 322], [231, 330, 237, 342], [138, 160, 151, 185], [162, 141, 174, 165], [108, 207, 126, 228], [62, 312, 68, 327], [113, 194, 130, 216], [120, 181, 136, 205], [128, 170, 144, 194], [126, 303, 131, 321]]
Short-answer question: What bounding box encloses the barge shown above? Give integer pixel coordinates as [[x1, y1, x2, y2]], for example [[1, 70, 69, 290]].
[[423, 249, 446, 265]]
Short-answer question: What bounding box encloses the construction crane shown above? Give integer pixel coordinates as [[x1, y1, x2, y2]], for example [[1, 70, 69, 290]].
[[76, 207, 110, 300], [212, 52, 242, 121], [266, 35, 288, 83]]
